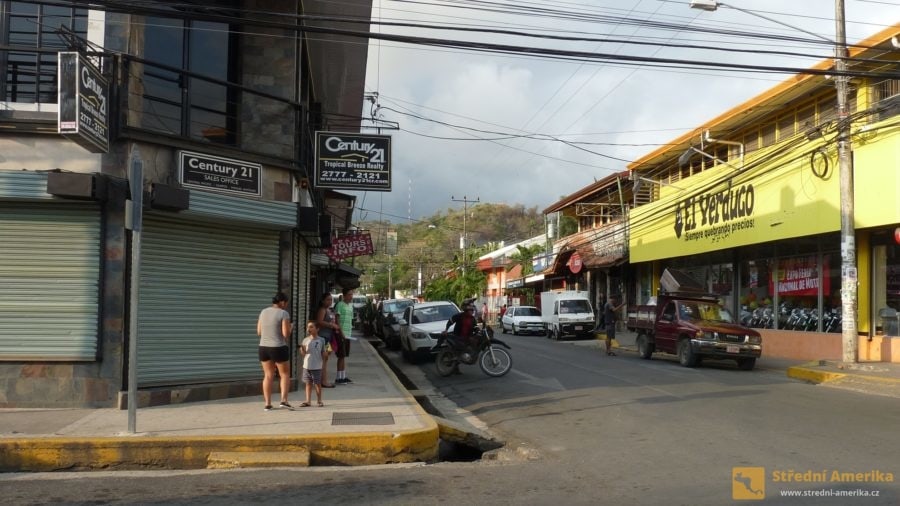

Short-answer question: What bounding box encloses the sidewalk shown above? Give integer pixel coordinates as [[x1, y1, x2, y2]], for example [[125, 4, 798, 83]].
[[608, 329, 900, 398], [0, 334, 438, 472]]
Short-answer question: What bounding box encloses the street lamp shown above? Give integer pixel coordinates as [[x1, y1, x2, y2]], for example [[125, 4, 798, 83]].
[[690, 0, 857, 362]]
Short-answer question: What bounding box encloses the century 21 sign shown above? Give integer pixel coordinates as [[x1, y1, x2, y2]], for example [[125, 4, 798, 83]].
[[314, 132, 392, 191]]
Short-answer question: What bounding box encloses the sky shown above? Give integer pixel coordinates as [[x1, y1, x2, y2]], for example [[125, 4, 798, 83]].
[[348, 0, 899, 228]]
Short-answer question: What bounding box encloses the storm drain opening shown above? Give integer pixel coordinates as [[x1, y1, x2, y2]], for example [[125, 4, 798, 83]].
[[374, 339, 504, 463]]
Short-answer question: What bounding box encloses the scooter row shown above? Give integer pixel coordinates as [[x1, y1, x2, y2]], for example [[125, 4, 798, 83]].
[[740, 303, 841, 332]]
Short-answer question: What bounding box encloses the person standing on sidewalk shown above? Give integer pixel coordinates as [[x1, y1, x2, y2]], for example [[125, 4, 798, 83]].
[[333, 288, 354, 384], [257, 292, 293, 411], [299, 321, 326, 407], [604, 294, 625, 357], [315, 293, 339, 388]]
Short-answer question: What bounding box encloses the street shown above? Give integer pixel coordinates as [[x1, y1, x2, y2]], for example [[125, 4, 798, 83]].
[[4, 334, 899, 505]]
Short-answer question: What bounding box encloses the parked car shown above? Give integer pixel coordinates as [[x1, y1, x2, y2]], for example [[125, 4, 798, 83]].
[[500, 305, 544, 335], [351, 294, 368, 329], [399, 300, 460, 362], [376, 298, 416, 349]]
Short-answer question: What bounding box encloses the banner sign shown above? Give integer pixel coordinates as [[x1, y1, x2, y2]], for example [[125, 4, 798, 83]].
[[315, 132, 391, 191], [178, 150, 261, 196], [58, 52, 109, 153], [771, 255, 830, 297], [326, 232, 375, 262]]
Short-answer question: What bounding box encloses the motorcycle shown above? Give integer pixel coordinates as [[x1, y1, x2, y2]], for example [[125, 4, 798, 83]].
[[431, 325, 513, 378]]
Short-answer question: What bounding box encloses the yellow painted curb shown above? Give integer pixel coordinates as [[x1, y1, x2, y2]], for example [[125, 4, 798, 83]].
[[207, 449, 310, 469], [786, 363, 847, 384], [0, 428, 440, 471]]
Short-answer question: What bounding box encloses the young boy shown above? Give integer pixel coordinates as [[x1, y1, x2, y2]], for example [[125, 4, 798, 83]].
[[300, 321, 327, 407]]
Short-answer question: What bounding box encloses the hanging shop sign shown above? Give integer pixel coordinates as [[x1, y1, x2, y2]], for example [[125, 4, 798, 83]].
[[325, 232, 375, 262], [567, 252, 583, 274], [178, 151, 261, 196], [314, 132, 391, 191], [771, 255, 830, 297], [57, 52, 109, 153], [533, 252, 556, 273], [506, 278, 524, 289]]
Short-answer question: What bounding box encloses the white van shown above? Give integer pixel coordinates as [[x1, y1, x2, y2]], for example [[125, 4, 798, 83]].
[[540, 290, 595, 340]]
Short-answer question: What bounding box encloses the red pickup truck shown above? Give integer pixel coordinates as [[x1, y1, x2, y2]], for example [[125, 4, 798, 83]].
[[626, 293, 763, 370]]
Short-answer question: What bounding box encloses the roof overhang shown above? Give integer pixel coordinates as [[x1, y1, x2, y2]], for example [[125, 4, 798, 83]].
[[627, 24, 900, 173]]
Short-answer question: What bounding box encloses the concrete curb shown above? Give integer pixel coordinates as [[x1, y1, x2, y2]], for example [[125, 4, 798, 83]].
[[0, 429, 438, 471], [786, 361, 900, 386], [786, 362, 848, 384]]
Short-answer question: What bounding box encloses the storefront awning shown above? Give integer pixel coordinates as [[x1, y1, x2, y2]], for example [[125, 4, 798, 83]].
[[553, 222, 627, 271]]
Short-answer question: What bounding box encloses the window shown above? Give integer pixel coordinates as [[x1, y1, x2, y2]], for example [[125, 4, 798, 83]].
[[1, 2, 88, 103], [139, 15, 236, 143]]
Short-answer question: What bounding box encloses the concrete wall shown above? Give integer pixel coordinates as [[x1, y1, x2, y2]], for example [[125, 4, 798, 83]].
[[759, 330, 900, 363]]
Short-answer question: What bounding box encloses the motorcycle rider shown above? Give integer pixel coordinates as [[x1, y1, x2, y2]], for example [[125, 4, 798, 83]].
[[441, 298, 482, 371]]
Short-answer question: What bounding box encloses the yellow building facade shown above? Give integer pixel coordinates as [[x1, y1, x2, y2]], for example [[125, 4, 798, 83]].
[[628, 25, 900, 362]]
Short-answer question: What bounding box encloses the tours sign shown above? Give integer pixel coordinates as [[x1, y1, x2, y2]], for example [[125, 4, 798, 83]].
[[325, 232, 375, 262], [57, 52, 109, 153], [315, 132, 391, 191]]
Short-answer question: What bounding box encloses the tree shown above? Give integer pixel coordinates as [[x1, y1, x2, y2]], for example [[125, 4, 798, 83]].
[[423, 268, 486, 305], [507, 243, 545, 277]]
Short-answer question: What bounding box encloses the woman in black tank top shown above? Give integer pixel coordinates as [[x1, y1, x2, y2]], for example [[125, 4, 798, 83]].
[[315, 293, 339, 387]]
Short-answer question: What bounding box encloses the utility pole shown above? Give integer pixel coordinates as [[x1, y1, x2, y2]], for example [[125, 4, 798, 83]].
[[451, 195, 479, 276], [834, 0, 857, 363], [690, 0, 857, 362]]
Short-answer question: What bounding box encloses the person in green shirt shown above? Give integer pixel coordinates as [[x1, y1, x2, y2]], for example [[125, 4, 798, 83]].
[[333, 288, 355, 384]]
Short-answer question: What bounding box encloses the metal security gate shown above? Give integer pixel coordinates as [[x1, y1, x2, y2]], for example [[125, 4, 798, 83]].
[[293, 235, 309, 339], [0, 202, 101, 360], [137, 215, 280, 386]]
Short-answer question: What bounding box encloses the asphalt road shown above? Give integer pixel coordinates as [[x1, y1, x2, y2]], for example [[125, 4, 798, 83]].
[[3, 334, 898, 506]]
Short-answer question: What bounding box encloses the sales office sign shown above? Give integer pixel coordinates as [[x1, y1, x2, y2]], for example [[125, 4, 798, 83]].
[[178, 151, 261, 196]]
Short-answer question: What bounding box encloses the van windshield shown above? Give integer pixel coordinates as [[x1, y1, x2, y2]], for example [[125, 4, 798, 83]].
[[560, 300, 591, 314]]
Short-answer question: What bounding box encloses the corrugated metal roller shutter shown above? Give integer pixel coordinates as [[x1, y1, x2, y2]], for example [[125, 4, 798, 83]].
[[0, 202, 100, 360], [138, 215, 280, 386], [293, 235, 309, 336]]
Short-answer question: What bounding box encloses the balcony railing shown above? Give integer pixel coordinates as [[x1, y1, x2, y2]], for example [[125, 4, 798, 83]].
[[121, 54, 312, 168]]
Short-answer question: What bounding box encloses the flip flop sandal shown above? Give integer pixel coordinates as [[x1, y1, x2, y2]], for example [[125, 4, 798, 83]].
[[317, 402, 325, 407], [299, 402, 311, 407]]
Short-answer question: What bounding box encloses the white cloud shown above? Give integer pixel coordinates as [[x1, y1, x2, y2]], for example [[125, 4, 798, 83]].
[[350, 0, 898, 226]]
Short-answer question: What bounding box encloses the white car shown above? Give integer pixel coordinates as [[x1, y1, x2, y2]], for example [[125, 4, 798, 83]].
[[501, 305, 545, 335], [399, 301, 460, 362]]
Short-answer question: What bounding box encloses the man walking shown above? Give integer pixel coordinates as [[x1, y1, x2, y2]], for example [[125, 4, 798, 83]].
[[604, 294, 625, 356]]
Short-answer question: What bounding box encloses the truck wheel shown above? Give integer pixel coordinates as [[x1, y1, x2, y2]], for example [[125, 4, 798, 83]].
[[637, 334, 653, 360], [677, 339, 700, 367], [552, 327, 561, 341], [737, 357, 756, 370]]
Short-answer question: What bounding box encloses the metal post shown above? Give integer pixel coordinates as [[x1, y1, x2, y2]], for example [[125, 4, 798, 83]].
[[126, 149, 144, 433], [834, 0, 857, 363], [452, 195, 479, 276]]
